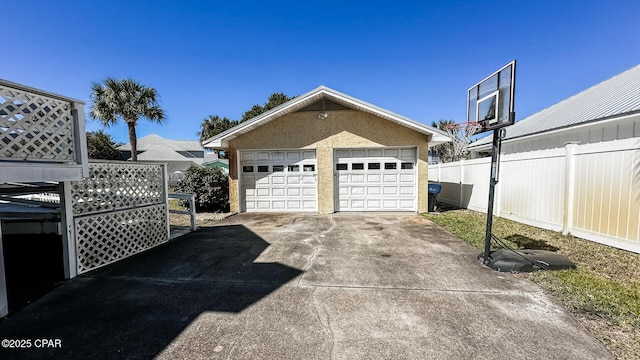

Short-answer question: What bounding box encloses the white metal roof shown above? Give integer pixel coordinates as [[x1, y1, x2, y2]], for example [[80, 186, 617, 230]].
[[470, 64, 640, 149], [202, 86, 450, 148]]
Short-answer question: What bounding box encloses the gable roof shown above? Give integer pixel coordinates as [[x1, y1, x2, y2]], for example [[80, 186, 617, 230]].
[[202, 86, 450, 148], [135, 145, 201, 162], [118, 134, 203, 152], [470, 64, 640, 149]]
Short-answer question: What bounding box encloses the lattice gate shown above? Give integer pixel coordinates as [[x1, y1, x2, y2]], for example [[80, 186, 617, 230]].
[[67, 161, 169, 274]]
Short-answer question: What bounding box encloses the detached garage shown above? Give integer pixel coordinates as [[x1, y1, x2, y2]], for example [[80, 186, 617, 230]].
[[203, 86, 450, 214]]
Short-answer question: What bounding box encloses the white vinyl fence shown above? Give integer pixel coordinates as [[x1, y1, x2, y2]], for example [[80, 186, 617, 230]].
[[429, 138, 640, 254]]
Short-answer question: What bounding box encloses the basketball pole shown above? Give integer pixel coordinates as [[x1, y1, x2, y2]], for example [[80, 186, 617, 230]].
[[480, 113, 511, 263]]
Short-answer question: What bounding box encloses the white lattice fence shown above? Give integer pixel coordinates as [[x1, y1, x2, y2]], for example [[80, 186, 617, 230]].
[[75, 204, 167, 273], [70, 162, 164, 214], [71, 161, 169, 274], [0, 81, 76, 161]]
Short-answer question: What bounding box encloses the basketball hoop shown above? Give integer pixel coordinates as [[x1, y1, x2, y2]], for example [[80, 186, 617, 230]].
[[444, 121, 482, 158]]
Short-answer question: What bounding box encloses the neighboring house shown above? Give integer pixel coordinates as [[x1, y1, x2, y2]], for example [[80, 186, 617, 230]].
[[203, 159, 229, 174], [469, 64, 640, 154], [117, 134, 223, 184], [203, 86, 450, 214], [437, 65, 640, 253]]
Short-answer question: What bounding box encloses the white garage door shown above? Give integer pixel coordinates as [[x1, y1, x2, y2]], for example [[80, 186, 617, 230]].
[[241, 150, 317, 212], [335, 148, 417, 211]]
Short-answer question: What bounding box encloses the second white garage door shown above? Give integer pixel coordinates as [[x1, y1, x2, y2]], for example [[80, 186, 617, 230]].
[[335, 148, 417, 211], [241, 150, 317, 212]]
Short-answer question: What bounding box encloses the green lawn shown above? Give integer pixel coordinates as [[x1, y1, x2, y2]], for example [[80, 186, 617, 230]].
[[424, 208, 640, 360]]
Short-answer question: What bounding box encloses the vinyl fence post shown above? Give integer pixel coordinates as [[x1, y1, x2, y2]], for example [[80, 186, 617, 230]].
[[459, 159, 465, 208], [563, 143, 578, 235]]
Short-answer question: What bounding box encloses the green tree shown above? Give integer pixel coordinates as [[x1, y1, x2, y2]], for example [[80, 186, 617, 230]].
[[240, 92, 294, 122], [175, 166, 229, 212], [89, 78, 165, 161], [86, 130, 123, 160], [198, 115, 238, 143]]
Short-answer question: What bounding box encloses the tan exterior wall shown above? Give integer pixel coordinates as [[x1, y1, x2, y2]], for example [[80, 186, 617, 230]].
[[227, 110, 431, 213]]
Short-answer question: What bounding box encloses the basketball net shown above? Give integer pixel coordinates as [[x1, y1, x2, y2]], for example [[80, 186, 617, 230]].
[[444, 122, 481, 158]]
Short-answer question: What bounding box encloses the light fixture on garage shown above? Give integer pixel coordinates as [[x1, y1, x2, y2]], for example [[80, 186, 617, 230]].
[[318, 99, 328, 119]]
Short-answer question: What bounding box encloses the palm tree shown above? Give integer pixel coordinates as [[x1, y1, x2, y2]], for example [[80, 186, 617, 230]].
[[89, 78, 165, 161]]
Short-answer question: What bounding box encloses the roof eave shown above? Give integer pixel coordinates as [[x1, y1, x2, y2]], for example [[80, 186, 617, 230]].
[[203, 86, 449, 148]]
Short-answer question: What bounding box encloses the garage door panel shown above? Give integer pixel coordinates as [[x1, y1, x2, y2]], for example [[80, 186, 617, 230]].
[[336, 147, 416, 212], [256, 152, 270, 160], [367, 199, 381, 209], [242, 152, 256, 161], [241, 150, 317, 212], [301, 175, 315, 184], [350, 199, 365, 209], [384, 149, 399, 157], [383, 174, 398, 182], [400, 186, 414, 195], [383, 199, 398, 208], [400, 174, 414, 182], [351, 174, 365, 183], [257, 201, 270, 210], [383, 186, 398, 195], [367, 186, 381, 195], [401, 148, 414, 157], [367, 174, 381, 182], [400, 199, 415, 208], [368, 149, 383, 157]]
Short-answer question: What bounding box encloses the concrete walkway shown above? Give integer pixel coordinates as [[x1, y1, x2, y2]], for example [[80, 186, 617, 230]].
[[0, 213, 611, 359]]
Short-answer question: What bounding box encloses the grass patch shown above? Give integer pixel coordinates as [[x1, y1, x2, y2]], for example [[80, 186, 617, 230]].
[[168, 198, 186, 211], [424, 208, 640, 359]]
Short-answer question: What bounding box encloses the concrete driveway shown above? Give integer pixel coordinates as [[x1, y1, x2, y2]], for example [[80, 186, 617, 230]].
[[0, 213, 611, 359]]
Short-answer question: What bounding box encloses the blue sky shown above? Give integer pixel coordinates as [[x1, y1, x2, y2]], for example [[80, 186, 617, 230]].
[[2, 0, 639, 144]]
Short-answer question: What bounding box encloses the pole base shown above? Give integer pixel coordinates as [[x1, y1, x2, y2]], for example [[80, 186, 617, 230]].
[[478, 249, 576, 273]]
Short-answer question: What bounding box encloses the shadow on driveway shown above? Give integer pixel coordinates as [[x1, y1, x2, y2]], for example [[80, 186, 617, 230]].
[[0, 224, 302, 360]]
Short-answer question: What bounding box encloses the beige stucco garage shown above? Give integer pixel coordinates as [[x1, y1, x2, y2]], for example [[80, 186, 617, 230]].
[[203, 86, 450, 214]]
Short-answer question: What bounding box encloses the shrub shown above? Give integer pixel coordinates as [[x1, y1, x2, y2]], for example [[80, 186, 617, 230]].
[[174, 166, 229, 212]]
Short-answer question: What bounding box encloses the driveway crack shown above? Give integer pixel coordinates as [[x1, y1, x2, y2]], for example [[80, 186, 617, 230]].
[[299, 216, 336, 284], [312, 288, 336, 360]]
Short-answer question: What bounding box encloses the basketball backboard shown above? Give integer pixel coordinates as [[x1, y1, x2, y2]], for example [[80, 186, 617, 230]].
[[467, 60, 516, 134]]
